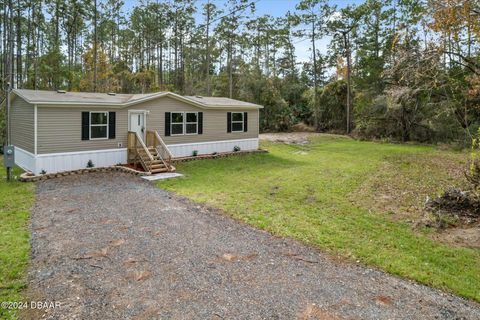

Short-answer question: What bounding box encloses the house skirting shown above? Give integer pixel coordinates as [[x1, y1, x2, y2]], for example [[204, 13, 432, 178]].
[[14, 138, 259, 174], [15, 147, 128, 175], [166, 138, 259, 157], [14, 147, 37, 173]]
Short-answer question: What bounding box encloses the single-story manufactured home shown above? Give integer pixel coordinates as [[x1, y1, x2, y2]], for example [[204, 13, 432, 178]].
[[8, 89, 262, 174]]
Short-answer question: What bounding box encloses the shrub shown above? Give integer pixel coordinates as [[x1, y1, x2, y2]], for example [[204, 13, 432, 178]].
[[192, 150, 198, 157], [86, 160, 94, 168], [233, 146, 241, 152], [40, 169, 47, 175], [466, 129, 480, 190], [316, 80, 348, 132]]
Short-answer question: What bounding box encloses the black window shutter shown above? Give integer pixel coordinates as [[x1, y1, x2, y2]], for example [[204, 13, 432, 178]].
[[244, 112, 248, 132], [108, 112, 116, 139], [81, 112, 90, 140], [227, 112, 232, 133], [198, 112, 203, 134], [165, 112, 171, 136]]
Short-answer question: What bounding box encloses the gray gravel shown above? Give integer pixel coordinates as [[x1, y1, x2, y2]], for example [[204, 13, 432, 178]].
[[24, 172, 480, 319]]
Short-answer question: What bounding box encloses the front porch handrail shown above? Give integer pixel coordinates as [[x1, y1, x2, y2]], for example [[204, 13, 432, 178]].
[[135, 131, 154, 162], [152, 130, 173, 163], [128, 131, 153, 161]]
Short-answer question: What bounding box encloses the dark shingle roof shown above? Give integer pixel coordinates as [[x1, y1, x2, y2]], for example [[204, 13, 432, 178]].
[[12, 89, 263, 109]]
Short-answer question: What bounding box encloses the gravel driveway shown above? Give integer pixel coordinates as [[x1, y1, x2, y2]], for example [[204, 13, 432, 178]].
[[24, 173, 480, 319]]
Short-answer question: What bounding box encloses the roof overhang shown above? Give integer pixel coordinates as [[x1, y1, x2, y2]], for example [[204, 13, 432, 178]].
[[10, 90, 263, 110]]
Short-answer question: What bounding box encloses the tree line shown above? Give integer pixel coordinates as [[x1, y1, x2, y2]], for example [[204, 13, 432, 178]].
[[1, 0, 479, 145]]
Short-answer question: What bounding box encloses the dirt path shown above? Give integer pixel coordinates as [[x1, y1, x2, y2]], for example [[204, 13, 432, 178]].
[[24, 173, 480, 319]]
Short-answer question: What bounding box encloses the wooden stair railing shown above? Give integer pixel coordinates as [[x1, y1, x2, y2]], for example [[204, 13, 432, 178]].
[[128, 131, 153, 172], [128, 131, 174, 174], [146, 130, 174, 172]]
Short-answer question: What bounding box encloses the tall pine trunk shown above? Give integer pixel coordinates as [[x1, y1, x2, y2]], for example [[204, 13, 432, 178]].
[[93, 0, 98, 92], [311, 17, 319, 131]]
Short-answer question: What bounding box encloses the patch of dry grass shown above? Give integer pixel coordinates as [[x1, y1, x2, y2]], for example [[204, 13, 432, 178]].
[[350, 151, 467, 220]]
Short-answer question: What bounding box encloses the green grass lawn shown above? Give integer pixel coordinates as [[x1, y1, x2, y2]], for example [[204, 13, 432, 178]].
[[0, 161, 34, 319], [158, 135, 480, 301]]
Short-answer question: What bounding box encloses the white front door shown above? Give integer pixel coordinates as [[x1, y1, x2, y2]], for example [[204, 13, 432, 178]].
[[130, 112, 145, 141]]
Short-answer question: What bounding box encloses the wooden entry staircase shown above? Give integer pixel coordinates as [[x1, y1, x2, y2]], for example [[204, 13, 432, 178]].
[[127, 130, 175, 174]]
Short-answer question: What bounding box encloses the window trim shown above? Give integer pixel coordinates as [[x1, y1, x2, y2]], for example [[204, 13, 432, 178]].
[[185, 112, 198, 135], [170, 112, 185, 136], [231, 112, 244, 133], [89, 111, 109, 140], [170, 112, 199, 136]]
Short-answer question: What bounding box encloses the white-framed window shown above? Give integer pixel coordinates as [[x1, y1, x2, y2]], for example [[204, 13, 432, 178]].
[[171, 112, 184, 135], [231, 112, 244, 132], [185, 112, 198, 135], [90, 111, 109, 139], [171, 112, 198, 135]]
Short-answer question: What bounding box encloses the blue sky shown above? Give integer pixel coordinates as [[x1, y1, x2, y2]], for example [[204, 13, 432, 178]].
[[122, 0, 365, 62]]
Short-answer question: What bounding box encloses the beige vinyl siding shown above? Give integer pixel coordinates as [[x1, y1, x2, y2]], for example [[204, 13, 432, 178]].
[[11, 96, 34, 153], [130, 96, 259, 144], [37, 96, 259, 154], [37, 107, 128, 154]]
